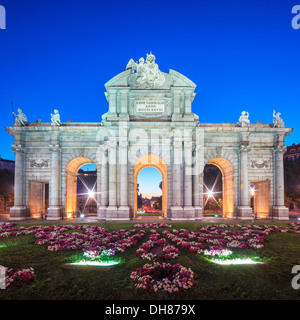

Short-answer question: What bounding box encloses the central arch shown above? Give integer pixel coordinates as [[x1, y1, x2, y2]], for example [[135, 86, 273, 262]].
[[65, 157, 96, 219], [204, 157, 235, 218], [134, 155, 167, 218]]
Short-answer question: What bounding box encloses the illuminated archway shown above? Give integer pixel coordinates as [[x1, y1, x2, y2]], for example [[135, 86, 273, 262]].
[[134, 155, 167, 218], [204, 158, 235, 218], [137, 167, 163, 216], [65, 157, 96, 219]]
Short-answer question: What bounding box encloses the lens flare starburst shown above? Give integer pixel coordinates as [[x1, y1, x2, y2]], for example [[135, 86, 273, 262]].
[[77, 174, 100, 215]]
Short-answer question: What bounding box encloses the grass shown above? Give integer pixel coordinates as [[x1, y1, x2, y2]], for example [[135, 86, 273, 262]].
[[0, 221, 300, 300]]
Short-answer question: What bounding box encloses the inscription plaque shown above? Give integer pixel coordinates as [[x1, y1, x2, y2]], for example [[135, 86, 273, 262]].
[[135, 100, 165, 113]]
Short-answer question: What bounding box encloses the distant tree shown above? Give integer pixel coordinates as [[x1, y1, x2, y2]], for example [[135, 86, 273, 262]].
[[0, 169, 14, 202], [159, 181, 162, 190], [284, 159, 300, 208]]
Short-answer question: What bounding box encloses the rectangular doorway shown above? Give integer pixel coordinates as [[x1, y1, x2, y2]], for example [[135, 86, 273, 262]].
[[29, 181, 49, 219], [250, 180, 271, 219]]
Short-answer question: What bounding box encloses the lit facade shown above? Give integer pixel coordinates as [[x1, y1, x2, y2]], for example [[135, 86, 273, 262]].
[[6, 54, 293, 221]]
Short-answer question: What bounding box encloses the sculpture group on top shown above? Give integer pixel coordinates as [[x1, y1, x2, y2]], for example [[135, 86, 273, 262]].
[[126, 52, 166, 88], [12, 109, 62, 126], [13, 108, 27, 126], [236, 109, 284, 128], [273, 110, 283, 127], [51, 109, 62, 126], [237, 111, 250, 126], [12, 105, 284, 128]]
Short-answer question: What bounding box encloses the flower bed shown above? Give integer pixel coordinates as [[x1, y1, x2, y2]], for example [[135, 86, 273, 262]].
[[130, 262, 194, 293], [133, 223, 172, 229], [162, 223, 300, 253], [0, 224, 146, 252], [4, 267, 35, 288], [136, 230, 180, 261]]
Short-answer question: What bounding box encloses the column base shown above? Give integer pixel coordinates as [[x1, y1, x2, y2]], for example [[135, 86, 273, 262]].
[[272, 206, 289, 220], [169, 206, 195, 220], [118, 206, 130, 220], [194, 206, 203, 220], [105, 206, 130, 220], [119, 113, 129, 121], [172, 114, 183, 121], [182, 114, 195, 121], [106, 114, 119, 121], [9, 206, 28, 221], [47, 206, 63, 220], [97, 206, 107, 221], [237, 206, 253, 220]]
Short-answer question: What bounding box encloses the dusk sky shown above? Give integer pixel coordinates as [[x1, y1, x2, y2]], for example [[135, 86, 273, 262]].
[[138, 167, 162, 198], [0, 0, 300, 162]]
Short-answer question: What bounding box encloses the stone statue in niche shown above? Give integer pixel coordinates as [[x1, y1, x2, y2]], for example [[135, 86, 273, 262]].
[[51, 109, 62, 126], [13, 108, 27, 126], [237, 111, 250, 126], [126, 52, 165, 88], [273, 110, 283, 127]]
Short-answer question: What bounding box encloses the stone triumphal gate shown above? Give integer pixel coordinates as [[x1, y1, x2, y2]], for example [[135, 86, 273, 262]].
[[6, 53, 292, 221]]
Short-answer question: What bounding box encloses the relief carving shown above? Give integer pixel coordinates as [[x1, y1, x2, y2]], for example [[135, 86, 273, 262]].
[[250, 159, 270, 169], [29, 158, 50, 168]]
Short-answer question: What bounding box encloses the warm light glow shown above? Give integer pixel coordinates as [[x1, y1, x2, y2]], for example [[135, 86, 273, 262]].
[[250, 187, 255, 196], [88, 190, 95, 198], [207, 190, 213, 198]]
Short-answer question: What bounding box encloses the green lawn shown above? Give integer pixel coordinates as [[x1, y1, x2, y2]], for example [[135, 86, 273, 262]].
[[0, 221, 300, 300]]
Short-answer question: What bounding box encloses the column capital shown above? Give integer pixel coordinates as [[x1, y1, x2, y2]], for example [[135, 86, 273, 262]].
[[184, 141, 193, 149], [274, 144, 287, 154], [49, 143, 61, 152], [107, 139, 117, 149], [119, 140, 128, 149], [11, 144, 24, 153], [173, 140, 183, 150], [98, 143, 108, 152], [239, 144, 251, 153]]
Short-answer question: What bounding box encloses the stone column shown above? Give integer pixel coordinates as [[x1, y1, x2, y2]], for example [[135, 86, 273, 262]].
[[183, 92, 194, 121], [47, 143, 62, 220], [10, 143, 27, 220], [183, 132, 195, 218], [172, 91, 182, 121], [237, 144, 252, 219], [119, 90, 130, 121], [170, 139, 183, 219], [97, 144, 108, 220], [193, 145, 203, 219], [106, 138, 118, 217], [118, 140, 130, 219], [106, 90, 118, 121], [273, 144, 289, 219]]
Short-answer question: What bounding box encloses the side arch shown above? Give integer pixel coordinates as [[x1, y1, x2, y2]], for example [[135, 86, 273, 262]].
[[65, 157, 94, 218], [205, 157, 235, 218]]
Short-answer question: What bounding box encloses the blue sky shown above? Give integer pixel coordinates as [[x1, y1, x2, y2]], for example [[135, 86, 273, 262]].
[[0, 0, 299, 161]]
